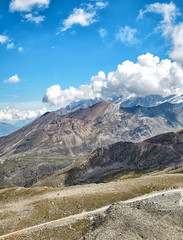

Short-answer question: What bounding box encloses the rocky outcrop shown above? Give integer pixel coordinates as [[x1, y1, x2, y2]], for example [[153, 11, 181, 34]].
[[83, 190, 183, 240]]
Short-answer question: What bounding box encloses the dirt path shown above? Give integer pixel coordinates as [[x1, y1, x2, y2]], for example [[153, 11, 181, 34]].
[[1, 188, 183, 239], [125, 188, 183, 204], [1, 174, 183, 219], [0, 205, 108, 240]]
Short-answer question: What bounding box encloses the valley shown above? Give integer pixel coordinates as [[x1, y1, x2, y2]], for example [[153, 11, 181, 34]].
[[1, 99, 183, 239]]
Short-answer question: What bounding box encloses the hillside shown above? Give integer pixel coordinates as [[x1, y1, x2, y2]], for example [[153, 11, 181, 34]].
[[1, 176, 183, 240], [35, 128, 183, 187], [83, 189, 183, 240], [1, 100, 183, 188]]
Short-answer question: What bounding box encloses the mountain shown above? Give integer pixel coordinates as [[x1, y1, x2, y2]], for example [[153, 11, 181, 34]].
[[36, 128, 183, 187], [0, 122, 18, 137], [61, 94, 183, 110], [1, 100, 183, 188], [109, 94, 183, 107], [55, 107, 68, 116], [65, 99, 101, 111], [64, 100, 113, 121], [0, 111, 67, 188], [55, 99, 101, 116], [120, 94, 171, 107], [14, 119, 34, 128]]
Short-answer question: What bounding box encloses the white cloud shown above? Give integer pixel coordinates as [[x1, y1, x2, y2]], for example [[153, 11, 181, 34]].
[[7, 42, 15, 49], [138, 2, 178, 37], [43, 53, 183, 106], [0, 107, 48, 124], [23, 13, 45, 24], [138, 2, 183, 66], [9, 0, 50, 12], [98, 28, 107, 38], [4, 74, 20, 84], [95, 2, 108, 9], [104, 53, 183, 97], [0, 35, 9, 44], [18, 46, 23, 52], [115, 26, 138, 45], [170, 23, 183, 64], [60, 2, 108, 32], [43, 84, 95, 106], [61, 8, 97, 32]]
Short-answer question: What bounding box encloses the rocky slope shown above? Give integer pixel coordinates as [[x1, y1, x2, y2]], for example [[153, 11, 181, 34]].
[[1, 100, 183, 188], [1, 182, 183, 239], [35, 128, 183, 187], [83, 189, 183, 240]]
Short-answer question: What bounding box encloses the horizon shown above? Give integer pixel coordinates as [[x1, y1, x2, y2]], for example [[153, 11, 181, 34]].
[[1, 0, 183, 124]]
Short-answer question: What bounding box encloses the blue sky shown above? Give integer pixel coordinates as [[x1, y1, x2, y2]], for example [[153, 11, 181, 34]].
[[1, 0, 183, 123]]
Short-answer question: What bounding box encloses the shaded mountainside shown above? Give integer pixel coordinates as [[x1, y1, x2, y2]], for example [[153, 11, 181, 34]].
[[0, 112, 68, 188], [1, 100, 183, 188], [36, 128, 183, 187]]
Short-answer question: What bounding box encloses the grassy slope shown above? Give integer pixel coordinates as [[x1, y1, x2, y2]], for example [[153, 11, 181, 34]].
[[1, 172, 183, 239]]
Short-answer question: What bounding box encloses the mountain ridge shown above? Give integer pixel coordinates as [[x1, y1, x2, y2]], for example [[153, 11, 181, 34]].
[[35, 128, 183, 187], [1, 100, 183, 188]]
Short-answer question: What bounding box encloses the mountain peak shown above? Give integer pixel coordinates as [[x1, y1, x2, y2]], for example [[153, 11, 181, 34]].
[[63, 100, 113, 121]]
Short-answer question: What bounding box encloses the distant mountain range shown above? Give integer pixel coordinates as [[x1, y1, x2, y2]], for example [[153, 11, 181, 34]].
[[0, 122, 18, 137], [1, 100, 183, 188], [119, 94, 183, 107], [56, 94, 183, 117], [1, 94, 183, 138], [0, 119, 37, 138]]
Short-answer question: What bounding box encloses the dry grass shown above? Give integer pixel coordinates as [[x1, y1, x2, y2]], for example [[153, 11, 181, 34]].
[[1, 219, 92, 240], [1, 173, 183, 239]]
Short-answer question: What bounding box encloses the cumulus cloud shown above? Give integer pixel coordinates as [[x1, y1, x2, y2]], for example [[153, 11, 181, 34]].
[[23, 13, 45, 24], [61, 8, 97, 32], [0, 35, 9, 44], [98, 28, 107, 38], [115, 26, 138, 45], [4, 74, 20, 84], [9, 0, 50, 12], [7, 42, 15, 49], [60, 1, 108, 32], [43, 53, 183, 106], [0, 107, 48, 124], [43, 84, 94, 106]]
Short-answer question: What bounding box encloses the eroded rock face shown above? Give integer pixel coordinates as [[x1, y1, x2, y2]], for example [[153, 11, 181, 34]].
[[36, 128, 183, 188], [63, 132, 183, 186], [82, 191, 183, 240], [1, 100, 183, 188]]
